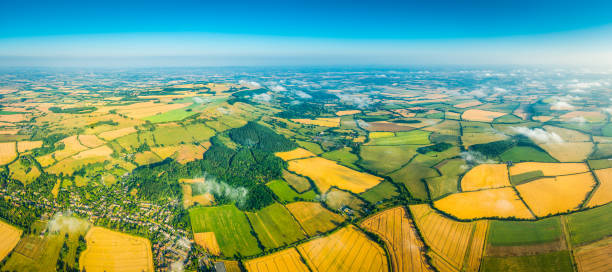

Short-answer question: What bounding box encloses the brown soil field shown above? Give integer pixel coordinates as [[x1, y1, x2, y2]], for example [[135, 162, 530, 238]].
[[275, 148, 316, 161], [587, 168, 612, 207], [433, 187, 534, 219], [194, 232, 221, 256], [98, 126, 137, 141], [17, 141, 43, 153], [244, 247, 310, 272], [285, 202, 344, 236], [461, 109, 506, 122], [288, 156, 382, 193], [79, 227, 154, 272], [574, 237, 612, 272], [361, 206, 433, 272], [509, 162, 589, 177], [516, 173, 595, 217], [297, 225, 388, 272], [78, 135, 105, 148], [0, 142, 17, 165], [0, 220, 22, 261], [461, 164, 510, 191]]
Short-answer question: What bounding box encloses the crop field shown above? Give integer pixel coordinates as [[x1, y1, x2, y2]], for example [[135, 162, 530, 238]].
[[409, 204, 477, 269], [97, 126, 137, 141], [244, 248, 310, 272], [434, 187, 534, 219], [366, 130, 431, 146], [361, 121, 416, 132], [0, 141, 17, 165], [560, 111, 606, 122], [360, 181, 399, 203], [285, 202, 344, 236], [16, 140, 42, 153], [421, 120, 460, 135], [189, 205, 262, 257], [275, 148, 316, 161], [566, 202, 612, 246], [466, 220, 489, 272], [323, 188, 365, 215], [499, 146, 556, 163], [369, 131, 395, 138], [266, 179, 316, 203], [246, 203, 306, 249], [107, 101, 191, 119], [426, 158, 467, 199], [153, 125, 194, 145], [461, 109, 506, 122], [321, 147, 359, 169], [287, 156, 382, 193], [133, 151, 162, 166], [360, 207, 433, 272], [151, 145, 181, 159], [194, 232, 221, 255], [0, 220, 22, 262], [78, 134, 105, 148], [79, 227, 154, 272], [509, 162, 589, 177], [539, 142, 593, 162], [481, 251, 574, 272], [8, 159, 41, 184], [174, 144, 207, 163], [460, 164, 510, 191], [516, 173, 595, 217], [53, 135, 89, 161], [487, 217, 562, 247], [454, 101, 482, 108], [336, 110, 361, 116], [297, 226, 388, 272], [182, 184, 214, 208], [291, 117, 340, 127], [461, 132, 509, 148], [358, 145, 417, 174], [281, 170, 311, 192], [573, 237, 612, 272], [587, 168, 612, 207]]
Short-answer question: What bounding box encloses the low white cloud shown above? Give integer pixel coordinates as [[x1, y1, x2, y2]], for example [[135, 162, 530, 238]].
[[550, 101, 575, 110], [252, 93, 272, 103], [270, 85, 287, 92], [238, 80, 261, 88], [511, 126, 563, 143], [461, 151, 496, 166], [338, 94, 372, 109], [191, 176, 249, 207], [570, 88, 586, 94], [294, 90, 312, 99]]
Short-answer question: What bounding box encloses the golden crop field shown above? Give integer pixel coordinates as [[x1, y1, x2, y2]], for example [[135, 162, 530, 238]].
[[244, 248, 310, 272], [0, 142, 17, 165], [134, 151, 162, 166], [369, 131, 395, 138], [151, 145, 181, 159], [465, 220, 488, 272], [72, 145, 113, 160], [573, 237, 612, 272], [539, 142, 593, 162], [16, 141, 42, 153], [288, 156, 382, 193], [335, 110, 361, 116], [360, 206, 433, 272], [516, 173, 595, 217], [8, 160, 41, 185], [454, 101, 482, 108], [297, 226, 388, 272], [53, 135, 88, 161], [461, 109, 506, 122], [587, 168, 612, 207], [461, 164, 510, 191], [174, 144, 207, 164], [193, 232, 221, 255], [102, 101, 190, 119], [35, 153, 55, 167], [286, 202, 344, 236], [0, 114, 27, 122], [508, 162, 589, 176], [80, 227, 154, 272], [291, 117, 341, 127], [409, 204, 475, 269], [78, 134, 105, 148], [275, 148, 316, 161], [434, 187, 534, 219], [0, 220, 22, 261], [98, 126, 137, 141]]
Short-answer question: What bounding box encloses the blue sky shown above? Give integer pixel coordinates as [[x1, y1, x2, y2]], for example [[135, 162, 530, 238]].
[[1, 0, 612, 66]]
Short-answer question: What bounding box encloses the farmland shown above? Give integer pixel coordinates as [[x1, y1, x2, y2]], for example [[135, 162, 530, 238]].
[[246, 203, 306, 249], [244, 248, 310, 272], [79, 227, 153, 272], [0, 220, 21, 262], [285, 202, 344, 236]]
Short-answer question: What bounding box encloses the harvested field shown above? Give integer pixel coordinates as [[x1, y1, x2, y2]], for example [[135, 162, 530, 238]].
[[461, 109, 506, 122], [182, 184, 214, 209], [244, 247, 310, 272], [0, 114, 27, 122], [98, 126, 137, 141], [560, 111, 606, 122], [193, 232, 220, 255], [466, 220, 489, 272], [292, 117, 340, 127], [297, 226, 388, 272], [105, 101, 190, 119], [0, 220, 22, 262], [516, 173, 595, 217], [509, 162, 589, 177], [17, 141, 42, 153], [587, 167, 612, 207], [422, 120, 460, 136], [54, 136, 88, 161], [0, 141, 17, 165], [454, 101, 482, 108], [361, 207, 433, 272], [78, 135, 105, 148], [409, 204, 477, 269], [539, 142, 593, 162], [461, 133, 509, 148], [151, 145, 181, 159], [543, 125, 590, 142], [72, 145, 113, 160], [288, 156, 382, 193], [323, 188, 365, 216], [275, 148, 316, 161], [574, 237, 612, 272], [133, 151, 162, 166], [460, 164, 510, 191], [281, 170, 311, 192], [174, 144, 207, 164], [336, 110, 361, 116], [434, 187, 534, 219], [79, 227, 154, 272], [285, 202, 344, 236]]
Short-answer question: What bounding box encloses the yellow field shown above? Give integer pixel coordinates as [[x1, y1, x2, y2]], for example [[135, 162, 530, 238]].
[[174, 144, 207, 164], [0, 114, 27, 122], [0, 129, 19, 135], [275, 148, 316, 161], [543, 125, 590, 142], [297, 226, 388, 272], [461, 109, 506, 122], [409, 204, 476, 269], [0, 220, 22, 261], [35, 153, 55, 167], [182, 184, 214, 208], [80, 227, 154, 272], [361, 207, 433, 272], [285, 202, 344, 236], [574, 237, 612, 272], [133, 151, 161, 166], [336, 110, 361, 116], [369, 132, 395, 139], [560, 111, 606, 122], [0, 142, 17, 165], [434, 187, 534, 219], [8, 160, 41, 185], [454, 101, 482, 108], [102, 101, 190, 119], [465, 220, 488, 272], [291, 117, 341, 127], [78, 135, 105, 148], [54, 135, 88, 161], [461, 164, 510, 191], [98, 126, 137, 141], [288, 156, 382, 193], [539, 142, 593, 162], [151, 145, 181, 159], [72, 145, 113, 160], [533, 116, 553, 122], [516, 173, 595, 217], [16, 141, 42, 153], [193, 232, 220, 255], [244, 248, 310, 272], [587, 168, 612, 207], [509, 162, 589, 176]]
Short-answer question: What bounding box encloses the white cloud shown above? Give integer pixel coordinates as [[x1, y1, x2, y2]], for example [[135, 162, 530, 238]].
[[238, 80, 261, 88], [511, 126, 563, 143], [338, 94, 372, 109], [252, 93, 272, 103], [550, 101, 575, 110], [270, 85, 287, 92], [460, 151, 496, 166], [294, 90, 312, 99]]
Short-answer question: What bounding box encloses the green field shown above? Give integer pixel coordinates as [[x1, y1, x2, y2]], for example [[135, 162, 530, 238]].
[[600, 123, 612, 137], [143, 105, 197, 123], [359, 181, 399, 203], [481, 251, 573, 272], [510, 170, 545, 186], [296, 140, 324, 154], [500, 146, 556, 163], [488, 217, 562, 246], [153, 125, 194, 145], [366, 130, 431, 146], [590, 143, 612, 159], [189, 205, 262, 257], [281, 170, 311, 193], [321, 147, 359, 169], [266, 180, 317, 203], [185, 123, 216, 142], [246, 203, 307, 249], [587, 159, 612, 170], [425, 158, 467, 199], [566, 202, 612, 246], [358, 145, 417, 174]]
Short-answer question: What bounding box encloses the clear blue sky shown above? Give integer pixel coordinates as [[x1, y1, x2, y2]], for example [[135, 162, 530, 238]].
[[1, 0, 612, 66]]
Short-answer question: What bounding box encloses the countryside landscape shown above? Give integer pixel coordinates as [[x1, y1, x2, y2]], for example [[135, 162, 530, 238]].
[[0, 67, 611, 271]]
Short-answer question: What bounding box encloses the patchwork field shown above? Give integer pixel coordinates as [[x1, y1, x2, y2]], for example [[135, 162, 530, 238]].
[[461, 109, 506, 122], [292, 117, 340, 127], [566, 203, 612, 246], [275, 148, 316, 161], [285, 202, 344, 236], [587, 167, 612, 207], [266, 179, 316, 203], [79, 227, 154, 272], [434, 187, 534, 219], [366, 130, 431, 146], [461, 164, 510, 191], [297, 226, 388, 272], [0, 141, 17, 165], [573, 237, 612, 272], [246, 203, 306, 249], [0, 220, 22, 262], [194, 232, 221, 255], [244, 247, 310, 272]]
